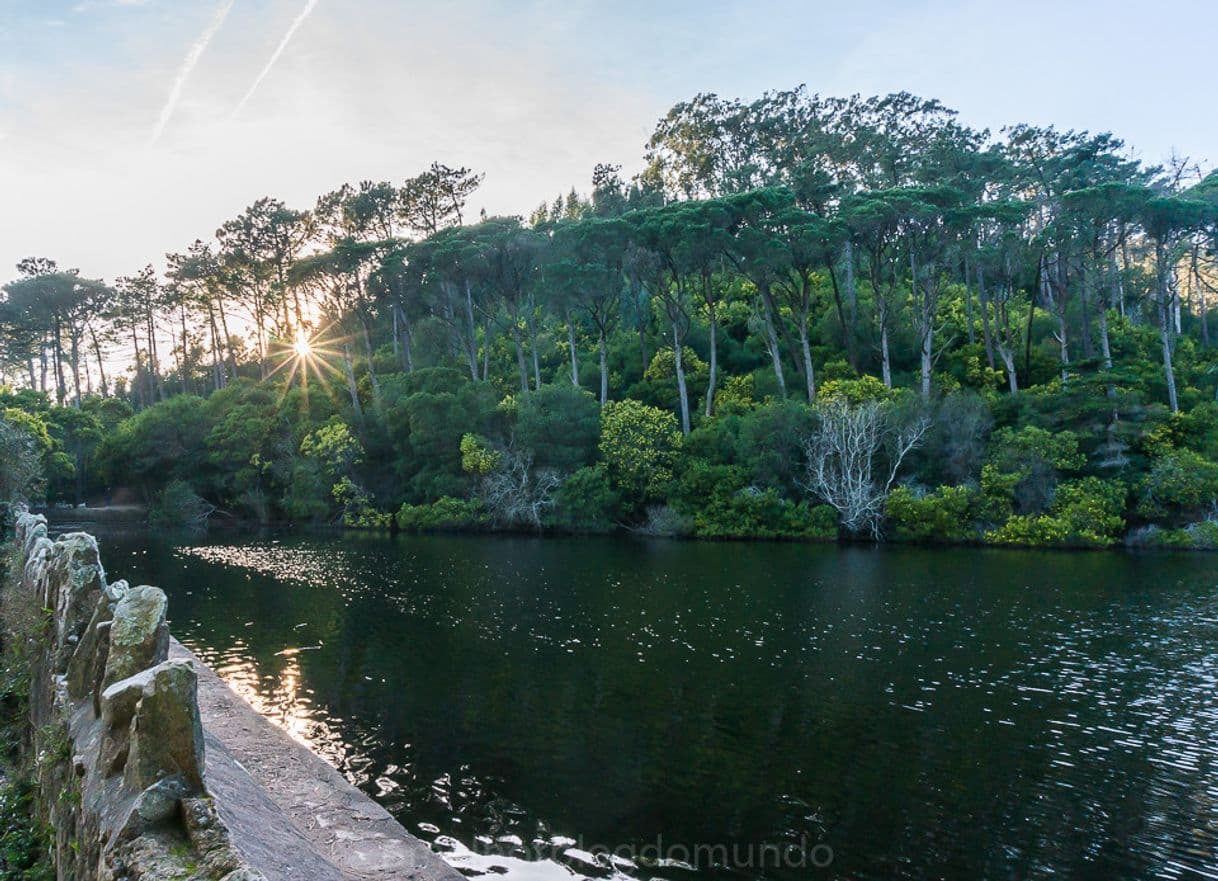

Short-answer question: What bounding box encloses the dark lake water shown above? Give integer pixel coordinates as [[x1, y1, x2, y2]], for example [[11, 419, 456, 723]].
[[72, 526, 1218, 880]]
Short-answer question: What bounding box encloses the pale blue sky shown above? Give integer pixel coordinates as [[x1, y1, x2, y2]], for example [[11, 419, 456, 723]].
[[0, 0, 1213, 279]]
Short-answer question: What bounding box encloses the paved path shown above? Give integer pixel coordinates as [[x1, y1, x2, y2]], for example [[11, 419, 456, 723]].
[[171, 641, 461, 881]]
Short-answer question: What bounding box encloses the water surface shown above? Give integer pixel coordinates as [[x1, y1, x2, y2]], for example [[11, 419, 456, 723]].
[[79, 526, 1218, 880]]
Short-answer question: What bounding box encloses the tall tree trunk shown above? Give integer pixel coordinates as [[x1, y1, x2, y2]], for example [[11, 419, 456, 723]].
[[844, 240, 857, 325], [481, 313, 492, 381], [1189, 245, 1209, 348], [510, 321, 528, 392], [360, 318, 381, 403], [673, 322, 690, 435], [526, 305, 542, 391], [1079, 267, 1094, 360], [963, 256, 975, 345], [205, 301, 224, 390], [566, 311, 580, 387], [919, 323, 933, 399], [758, 284, 786, 396], [799, 319, 815, 402], [341, 343, 363, 420], [88, 323, 108, 397], [464, 281, 479, 380], [598, 330, 608, 407], [69, 329, 82, 407], [52, 316, 66, 406], [878, 304, 892, 389], [978, 262, 995, 370], [998, 346, 1019, 394], [1157, 241, 1179, 413], [704, 302, 717, 417], [827, 261, 857, 370], [396, 304, 414, 371]]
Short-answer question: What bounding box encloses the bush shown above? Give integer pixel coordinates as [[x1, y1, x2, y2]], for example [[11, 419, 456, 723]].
[[693, 489, 837, 540], [886, 484, 979, 543], [396, 497, 488, 531], [1127, 519, 1218, 550], [333, 478, 392, 529], [636, 505, 694, 537], [817, 375, 894, 405], [1137, 449, 1218, 522], [985, 425, 1085, 515], [549, 465, 620, 533], [986, 477, 1126, 547], [148, 479, 214, 527], [599, 400, 681, 508], [513, 384, 600, 471]]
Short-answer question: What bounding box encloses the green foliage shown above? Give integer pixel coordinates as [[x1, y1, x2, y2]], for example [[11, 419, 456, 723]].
[[300, 418, 364, 478], [459, 434, 501, 476], [987, 477, 1127, 547], [985, 426, 1085, 515], [397, 496, 488, 531], [599, 399, 682, 506], [818, 375, 894, 405], [148, 480, 213, 527], [4, 89, 1218, 551], [549, 465, 620, 533], [886, 484, 979, 543], [1137, 449, 1218, 522], [0, 416, 42, 503], [513, 385, 600, 471], [333, 477, 391, 529], [0, 779, 53, 881], [96, 395, 209, 492], [712, 373, 756, 415]]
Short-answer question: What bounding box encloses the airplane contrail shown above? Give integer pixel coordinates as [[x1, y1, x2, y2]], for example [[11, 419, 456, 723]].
[[150, 0, 237, 145], [232, 0, 320, 117]]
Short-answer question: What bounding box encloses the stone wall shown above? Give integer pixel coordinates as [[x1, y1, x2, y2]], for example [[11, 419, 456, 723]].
[[11, 509, 264, 881]]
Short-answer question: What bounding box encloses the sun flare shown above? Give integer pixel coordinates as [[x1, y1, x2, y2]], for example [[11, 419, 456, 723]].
[[293, 336, 313, 358]]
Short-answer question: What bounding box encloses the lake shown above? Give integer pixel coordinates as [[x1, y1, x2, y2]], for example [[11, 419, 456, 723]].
[[78, 526, 1218, 880]]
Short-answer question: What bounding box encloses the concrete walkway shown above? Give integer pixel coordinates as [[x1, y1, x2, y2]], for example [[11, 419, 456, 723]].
[[171, 641, 461, 881]]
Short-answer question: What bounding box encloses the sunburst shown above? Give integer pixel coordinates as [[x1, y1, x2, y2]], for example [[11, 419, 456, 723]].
[[265, 324, 348, 410]]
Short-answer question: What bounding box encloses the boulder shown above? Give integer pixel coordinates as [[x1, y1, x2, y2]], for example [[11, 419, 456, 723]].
[[123, 660, 205, 793], [48, 533, 105, 673], [101, 586, 168, 692]]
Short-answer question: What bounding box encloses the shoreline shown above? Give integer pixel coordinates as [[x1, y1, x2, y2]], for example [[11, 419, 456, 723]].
[[41, 506, 1218, 554]]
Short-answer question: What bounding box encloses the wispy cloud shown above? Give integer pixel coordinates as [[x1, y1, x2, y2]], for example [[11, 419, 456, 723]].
[[232, 0, 320, 117], [149, 0, 235, 145]]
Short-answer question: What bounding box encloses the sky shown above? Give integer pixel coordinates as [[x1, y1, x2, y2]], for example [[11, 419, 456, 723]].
[[0, 0, 1214, 282]]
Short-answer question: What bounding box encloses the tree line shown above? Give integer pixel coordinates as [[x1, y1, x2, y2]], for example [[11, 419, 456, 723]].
[[2, 87, 1217, 548]]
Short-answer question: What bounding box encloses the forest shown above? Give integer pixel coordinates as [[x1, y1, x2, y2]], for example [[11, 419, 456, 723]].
[[2, 87, 1218, 548]]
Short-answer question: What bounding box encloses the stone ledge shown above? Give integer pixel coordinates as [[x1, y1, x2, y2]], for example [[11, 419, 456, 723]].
[[10, 509, 460, 881], [174, 640, 460, 881]]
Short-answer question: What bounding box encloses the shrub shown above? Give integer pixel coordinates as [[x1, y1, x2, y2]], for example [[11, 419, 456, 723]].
[[148, 479, 214, 527], [1137, 449, 1218, 522], [886, 484, 979, 543], [693, 489, 837, 540], [513, 384, 601, 471], [986, 477, 1126, 547], [333, 478, 392, 529], [599, 400, 681, 507], [985, 425, 1085, 515], [817, 374, 894, 405], [549, 465, 620, 533], [636, 505, 694, 537], [396, 496, 488, 531]]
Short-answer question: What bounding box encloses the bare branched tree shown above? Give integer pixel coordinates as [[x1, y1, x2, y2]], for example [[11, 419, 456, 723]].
[[801, 400, 929, 537], [479, 448, 562, 531]]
